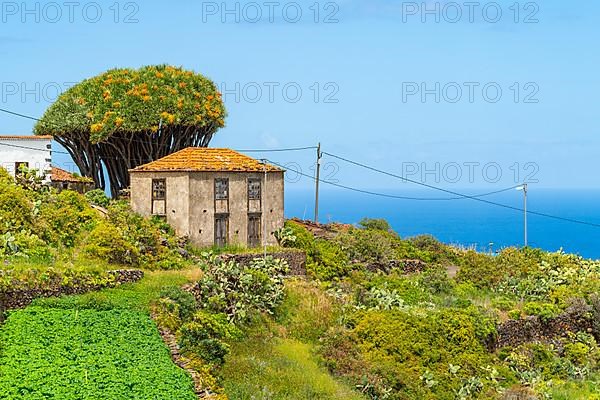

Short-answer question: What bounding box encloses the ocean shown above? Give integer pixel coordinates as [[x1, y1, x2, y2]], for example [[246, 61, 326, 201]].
[[284, 188, 600, 260]]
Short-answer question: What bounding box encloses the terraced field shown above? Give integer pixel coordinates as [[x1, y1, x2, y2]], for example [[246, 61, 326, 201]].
[[0, 307, 197, 400]]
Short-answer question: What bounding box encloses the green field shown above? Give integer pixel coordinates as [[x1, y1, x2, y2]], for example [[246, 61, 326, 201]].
[[0, 307, 197, 400]]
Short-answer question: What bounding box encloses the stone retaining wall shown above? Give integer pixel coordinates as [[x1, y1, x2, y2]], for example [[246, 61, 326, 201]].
[[496, 301, 595, 349], [0, 269, 144, 312], [364, 259, 428, 274]]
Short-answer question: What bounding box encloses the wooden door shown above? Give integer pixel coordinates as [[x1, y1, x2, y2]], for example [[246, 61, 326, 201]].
[[215, 214, 228, 247], [248, 214, 261, 247]]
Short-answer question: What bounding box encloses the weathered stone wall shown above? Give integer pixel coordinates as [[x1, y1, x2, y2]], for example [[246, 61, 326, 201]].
[[496, 301, 595, 349], [218, 250, 307, 276], [131, 170, 285, 248], [0, 269, 144, 312], [130, 171, 191, 236], [364, 259, 428, 274]]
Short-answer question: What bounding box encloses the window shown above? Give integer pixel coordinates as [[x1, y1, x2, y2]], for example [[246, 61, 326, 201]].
[[151, 179, 166, 216], [215, 178, 229, 200], [152, 179, 166, 200], [248, 178, 261, 200]]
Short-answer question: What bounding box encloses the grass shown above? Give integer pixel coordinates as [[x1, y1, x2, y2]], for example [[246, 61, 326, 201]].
[[276, 279, 338, 343], [194, 243, 287, 255], [549, 375, 600, 399], [222, 334, 364, 400], [220, 279, 363, 399], [32, 267, 202, 312]]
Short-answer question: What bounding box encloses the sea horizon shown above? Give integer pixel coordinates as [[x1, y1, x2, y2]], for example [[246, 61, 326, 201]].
[[285, 187, 600, 259]]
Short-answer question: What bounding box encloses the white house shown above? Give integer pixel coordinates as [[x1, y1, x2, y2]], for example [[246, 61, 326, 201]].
[[0, 135, 53, 181]]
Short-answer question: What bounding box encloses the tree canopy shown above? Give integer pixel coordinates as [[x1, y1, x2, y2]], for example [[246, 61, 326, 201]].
[[34, 65, 227, 196]]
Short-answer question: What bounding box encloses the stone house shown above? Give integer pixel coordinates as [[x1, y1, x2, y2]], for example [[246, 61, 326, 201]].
[[129, 148, 285, 248], [50, 166, 95, 193]]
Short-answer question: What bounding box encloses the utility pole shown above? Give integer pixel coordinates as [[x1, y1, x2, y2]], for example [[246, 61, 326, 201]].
[[516, 183, 528, 247], [262, 159, 268, 261], [314, 143, 322, 223], [523, 183, 528, 248]]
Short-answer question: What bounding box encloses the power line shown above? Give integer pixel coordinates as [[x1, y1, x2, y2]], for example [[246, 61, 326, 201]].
[[270, 159, 518, 201], [0, 107, 317, 155], [0, 139, 315, 158], [234, 146, 318, 153], [0, 108, 40, 122], [0, 141, 64, 154], [3, 106, 600, 229], [321, 151, 600, 229]]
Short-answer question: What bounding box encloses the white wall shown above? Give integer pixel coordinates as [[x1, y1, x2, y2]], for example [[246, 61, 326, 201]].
[[0, 137, 52, 181]]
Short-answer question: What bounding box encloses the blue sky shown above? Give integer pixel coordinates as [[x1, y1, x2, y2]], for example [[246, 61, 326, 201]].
[[1, 0, 599, 191]]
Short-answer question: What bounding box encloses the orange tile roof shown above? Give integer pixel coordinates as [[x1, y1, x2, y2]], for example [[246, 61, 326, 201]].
[[51, 167, 92, 183], [131, 148, 283, 173], [0, 135, 52, 140]]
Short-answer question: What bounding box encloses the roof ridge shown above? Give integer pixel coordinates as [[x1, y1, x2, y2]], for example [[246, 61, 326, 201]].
[[0, 135, 53, 140], [130, 147, 283, 173]]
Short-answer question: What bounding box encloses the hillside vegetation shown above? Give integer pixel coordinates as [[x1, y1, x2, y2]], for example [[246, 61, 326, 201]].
[[1, 170, 600, 399]]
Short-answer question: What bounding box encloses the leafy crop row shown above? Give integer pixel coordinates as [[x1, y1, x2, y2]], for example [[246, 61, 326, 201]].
[[0, 307, 197, 399]]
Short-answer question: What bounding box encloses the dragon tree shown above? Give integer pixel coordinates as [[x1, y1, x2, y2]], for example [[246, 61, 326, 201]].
[[34, 65, 227, 197]]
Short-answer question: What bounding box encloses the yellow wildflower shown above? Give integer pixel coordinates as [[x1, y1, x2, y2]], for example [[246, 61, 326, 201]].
[[91, 123, 104, 133]]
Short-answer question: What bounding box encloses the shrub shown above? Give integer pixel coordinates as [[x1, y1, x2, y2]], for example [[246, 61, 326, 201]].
[[335, 227, 398, 264], [591, 294, 600, 339], [82, 202, 184, 269], [284, 220, 315, 252], [160, 286, 197, 321], [503, 338, 599, 384], [308, 239, 350, 281], [456, 251, 502, 288], [419, 266, 455, 295], [273, 226, 297, 247], [508, 309, 522, 320], [85, 189, 110, 207], [409, 235, 462, 266], [491, 298, 517, 312], [283, 221, 349, 281], [324, 307, 508, 400], [335, 227, 435, 267], [11, 231, 52, 260], [359, 273, 431, 306], [193, 256, 288, 324], [179, 311, 240, 365], [523, 302, 560, 322], [358, 217, 392, 232], [0, 176, 33, 234], [36, 190, 99, 247], [84, 222, 140, 265]]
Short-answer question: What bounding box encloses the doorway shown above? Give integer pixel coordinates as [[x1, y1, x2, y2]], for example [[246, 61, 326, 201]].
[[248, 214, 261, 247], [215, 214, 229, 247]]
